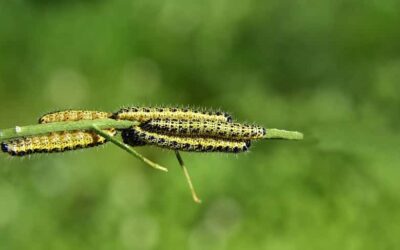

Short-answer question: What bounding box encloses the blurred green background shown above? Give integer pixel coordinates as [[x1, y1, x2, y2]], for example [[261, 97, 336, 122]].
[[1, 0, 399, 249]]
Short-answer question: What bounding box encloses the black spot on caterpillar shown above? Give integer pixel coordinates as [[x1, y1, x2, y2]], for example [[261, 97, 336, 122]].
[[140, 119, 266, 140], [121, 127, 251, 153], [1, 130, 116, 157], [112, 106, 232, 123], [39, 110, 112, 123]]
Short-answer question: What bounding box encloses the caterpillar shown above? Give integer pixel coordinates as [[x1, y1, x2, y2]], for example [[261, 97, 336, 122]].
[[1, 130, 116, 156], [113, 106, 232, 123], [39, 110, 112, 123], [0, 110, 117, 156], [121, 127, 251, 153], [140, 119, 266, 140], [38, 109, 117, 150]]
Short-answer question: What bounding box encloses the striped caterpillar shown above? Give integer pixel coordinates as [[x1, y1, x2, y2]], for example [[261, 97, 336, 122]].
[[113, 106, 232, 123], [140, 119, 266, 140], [0, 110, 117, 156], [1, 130, 115, 156], [0, 106, 302, 203], [116, 107, 260, 153], [38, 110, 116, 138], [39, 110, 112, 123], [3, 108, 260, 155], [121, 127, 251, 153]]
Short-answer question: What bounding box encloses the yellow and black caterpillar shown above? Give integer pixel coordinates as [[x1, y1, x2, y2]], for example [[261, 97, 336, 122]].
[[113, 106, 232, 123], [140, 119, 266, 140], [116, 107, 260, 153], [39, 110, 112, 123], [121, 127, 251, 153], [2, 108, 262, 156], [1, 130, 115, 156], [1, 110, 116, 156]]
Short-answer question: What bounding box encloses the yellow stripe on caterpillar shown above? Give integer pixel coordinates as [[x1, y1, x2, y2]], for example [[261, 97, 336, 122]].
[[1, 130, 116, 157], [113, 106, 232, 123], [141, 119, 266, 140], [39, 110, 112, 124], [121, 127, 251, 153]]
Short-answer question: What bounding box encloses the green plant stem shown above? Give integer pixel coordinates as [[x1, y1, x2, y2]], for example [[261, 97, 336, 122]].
[[92, 126, 168, 172], [0, 120, 301, 176], [0, 119, 137, 141], [0, 119, 168, 172], [1, 121, 303, 142], [264, 129, 304, 140], [175, 151, 202, 204]]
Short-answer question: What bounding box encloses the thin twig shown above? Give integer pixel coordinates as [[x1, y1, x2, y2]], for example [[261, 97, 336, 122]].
[[264, 129, 304, 140], [175, 151, 202, 204], [0, 119, 137, 141], [0, 120, 303, 142], [92, 126, 168, 172]]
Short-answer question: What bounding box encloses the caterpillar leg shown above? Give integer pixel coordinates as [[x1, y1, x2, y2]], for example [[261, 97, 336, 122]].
[[91, 125, 168, 172], [175, 151, 202, 204]]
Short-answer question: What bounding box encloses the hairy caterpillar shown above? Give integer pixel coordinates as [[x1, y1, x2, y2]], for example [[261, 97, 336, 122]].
[[39, 110, 112, 123], [121, 127, 251, 153], [113, 106, 232, 123], [0, 110, 118, 156], [37, 109, 117, 151], [1, 130, 116, 156], [140, 119, 266, 140]]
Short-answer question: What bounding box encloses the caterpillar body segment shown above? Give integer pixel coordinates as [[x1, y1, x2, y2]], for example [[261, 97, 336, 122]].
[[121, 129, 147, 147], [113, 107, 232, 123], [39, 110, 112, 124], [140, 119, 266, 140], [1, 130, 116, 157], [121, 127, 251, 153]]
